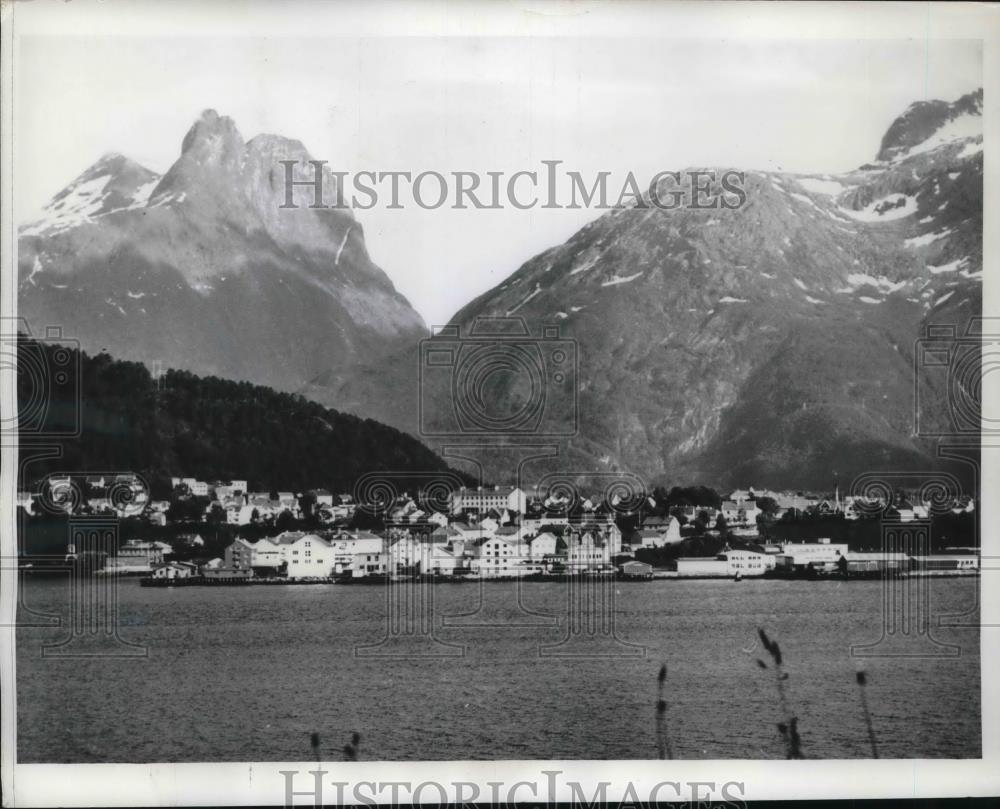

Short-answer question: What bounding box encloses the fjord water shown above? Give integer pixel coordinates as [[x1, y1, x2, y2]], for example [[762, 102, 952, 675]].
[[17, 577, 979, 761]]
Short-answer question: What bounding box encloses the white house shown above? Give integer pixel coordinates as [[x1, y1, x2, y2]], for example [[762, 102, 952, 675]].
[[658, 516, 683, 545], [226, 505, 256, 525], [634, 517, 682, 548], [452, 486, 527, 515], [776, 540, 849, 570], [328, 532, 384, 573], [565, 530, 611, 572], [229, 531, 335, 578], [151, 561, 197, 580], [309, 489, 333, 506], [178, 478, 209, 497], [470, 536, 525, 577], [281, 533, 334, 578], [676, 550, 771, 577], [388, 533, 420, 573], [724, 549, 773, 574], [423, 544, 461, 576], [526, 531, 558, 561], [352, 551, 388, 578], [105, 540, 173, 573]]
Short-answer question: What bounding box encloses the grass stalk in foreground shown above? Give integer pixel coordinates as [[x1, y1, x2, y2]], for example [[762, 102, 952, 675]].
[[856, 669, 879, 758], [757, 628, 804, 759], [655, 663, 674, 759]]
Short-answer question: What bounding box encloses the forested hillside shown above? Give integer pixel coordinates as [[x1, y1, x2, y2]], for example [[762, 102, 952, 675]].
[[16, 335, 455, 495]]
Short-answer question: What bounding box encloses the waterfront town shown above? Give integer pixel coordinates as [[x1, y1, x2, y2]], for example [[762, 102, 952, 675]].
[[16, 474, 980, 583]]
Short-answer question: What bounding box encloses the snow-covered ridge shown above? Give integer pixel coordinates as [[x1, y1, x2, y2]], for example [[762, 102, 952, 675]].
[[21, 158, 162, 236], [900, 112, 982, 160], [21, 174, 113, 236]]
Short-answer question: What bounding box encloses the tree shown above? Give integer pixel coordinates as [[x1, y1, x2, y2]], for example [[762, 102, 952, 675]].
[[167, 495, 211, 523], [299, 492, 318, 524], [755, 496, 780, 516], [275, 510, 296, 532]]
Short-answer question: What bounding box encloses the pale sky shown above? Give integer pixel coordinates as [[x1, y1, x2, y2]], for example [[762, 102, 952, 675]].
[[13, 5, 983, 325]]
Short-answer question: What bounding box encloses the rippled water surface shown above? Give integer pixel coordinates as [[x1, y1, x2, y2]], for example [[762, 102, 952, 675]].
[[16, 576, 980, 761]]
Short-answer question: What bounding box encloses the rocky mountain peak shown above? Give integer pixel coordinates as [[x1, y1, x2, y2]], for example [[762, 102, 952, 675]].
[[877, 87, 982, 162], [18, 109, 427, 401], [180, 108, 244, 156], [21, 152, 160, 236], [429, 88, 983, 489]]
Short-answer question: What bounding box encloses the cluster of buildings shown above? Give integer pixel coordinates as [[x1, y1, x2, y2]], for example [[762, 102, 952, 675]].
[[619, 538, 979, 580], [204, 514, 626, 581], [18, 476, 975, 529], [721, 486, 975, 523], [16, 475, 357, 527], [16, 473, 164, 519], [176, 478, 356, 526], [22, 476, 979, 581]]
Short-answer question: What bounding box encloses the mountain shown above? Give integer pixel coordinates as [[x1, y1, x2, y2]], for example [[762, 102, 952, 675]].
[[15, 336, 455, 496], [424, 89, 983, 489], [20, 92, 983, 492], [18, 110, 427, 395]]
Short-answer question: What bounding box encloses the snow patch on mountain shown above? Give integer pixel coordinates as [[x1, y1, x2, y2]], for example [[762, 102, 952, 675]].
[[127, 179, 160, 209], [796, 177, 847, 195], [601, 271, 643, 288], [507, 286, 541, 314], [927, 258, 967, 274], [905, 229, 952, 248], [840, 193, 916, 222], [570, 255, 600, 276], [23, 255, 44, 286], [957, 139, 983, 159], [903, 113, 982, 159], [837, 273, 909, 295]]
